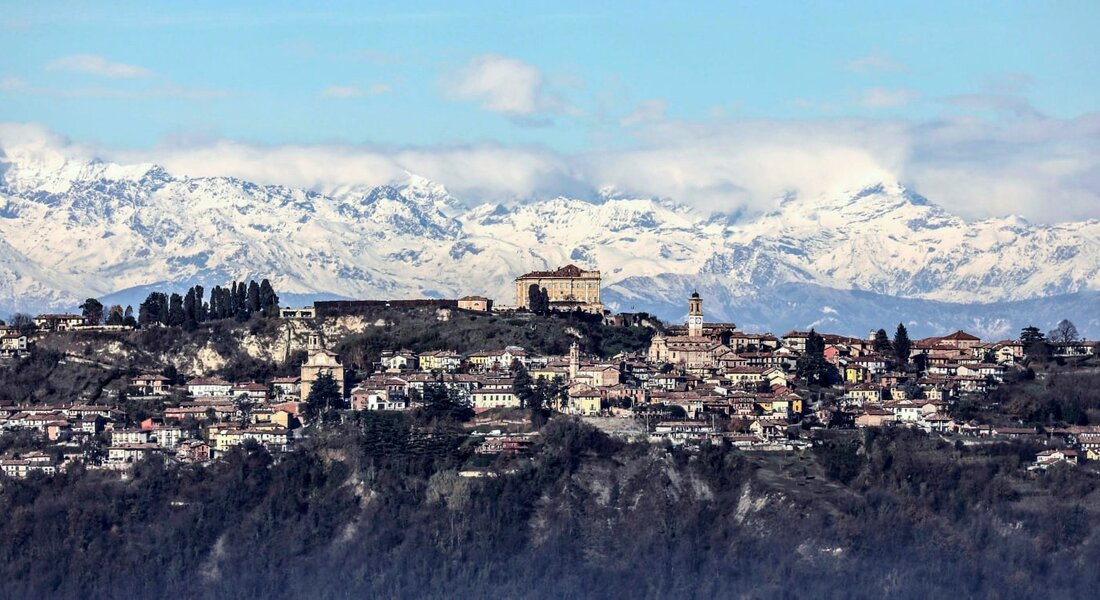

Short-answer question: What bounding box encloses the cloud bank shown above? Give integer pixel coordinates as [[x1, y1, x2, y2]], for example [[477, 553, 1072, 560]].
[[2, 109, 1098, 223]]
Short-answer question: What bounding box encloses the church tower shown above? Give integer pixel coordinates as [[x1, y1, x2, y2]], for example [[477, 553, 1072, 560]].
[[568, 341, 580, 380], [687, 291, 703, 337]]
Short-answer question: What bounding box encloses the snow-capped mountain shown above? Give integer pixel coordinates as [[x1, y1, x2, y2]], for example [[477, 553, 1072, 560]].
[[1, 142, 1098, 337]]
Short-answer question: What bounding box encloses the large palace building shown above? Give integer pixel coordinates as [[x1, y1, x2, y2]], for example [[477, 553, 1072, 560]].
[[514, 264, 603, 313]]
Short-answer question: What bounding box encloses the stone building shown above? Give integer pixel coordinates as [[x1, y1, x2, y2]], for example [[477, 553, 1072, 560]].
[[514, 264, 602, 313], [300, 333, 346, 400]]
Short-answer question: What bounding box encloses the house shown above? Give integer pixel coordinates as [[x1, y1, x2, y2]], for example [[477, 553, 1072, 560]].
[[566, 384, 602, 416], [919, 413, 952, 434], [782, 331, 811, 354], [232, 382, 270, 402], [211, 427, 290, 455], [471, 378, 521, 410], [176, 440, 211, 463], [186, 377, 233, 397], [1030, 449, 1080, 471], [652, 420, 716, 442], [350, 387, 409, 411], [271, 376, 301, 400], [1, 458, 58, 478], [457, 296, 493, 312], [0, 332, 29, 357], [1051, 341, 1096, 359], [845, 384, 883, 406], [418, 350, 462, 372], [111, 428, 152, 445], [33, 314, 85, 332], [381, 350, 418, 372], [150, 425, 186, 450], [476, 435, 534, 454], [856, 407, 897, 428], [1077, 433, 1100, 461], [468, 348, 529, 372], [749, 419, 788, 440], [883, 400, 924, 423], [279, 306, 316, 319], [132, 374, 171, 396], [107, 443, 165, 468]]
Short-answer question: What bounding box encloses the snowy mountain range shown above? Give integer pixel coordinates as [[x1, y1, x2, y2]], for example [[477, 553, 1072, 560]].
[[1, 139, 1098, 339]]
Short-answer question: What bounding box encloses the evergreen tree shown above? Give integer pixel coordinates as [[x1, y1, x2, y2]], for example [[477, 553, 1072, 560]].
[[193, 285, 206, 321], [512, 364, 535, 408], [1020, 325, 1045, 345], [893, 323, 912, 366], [183, 289, 197, 324], [167, 293, 186, 327], [872, 329, 892, 354], [259, 279, 279, 317], [138, 292, 169, 327], [79, 298, 104, 325], [796, 329, 835, 385], [420, 383, 474, 422], [123, 305, 136, 328], [305, 371, 343, 423], [528, 284, 544, 314], [247, 280, 261, 314]]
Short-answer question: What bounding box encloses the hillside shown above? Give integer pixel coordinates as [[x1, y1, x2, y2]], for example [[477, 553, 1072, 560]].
[[0, 415, 1096, 599], [0, 308, 652, 405]]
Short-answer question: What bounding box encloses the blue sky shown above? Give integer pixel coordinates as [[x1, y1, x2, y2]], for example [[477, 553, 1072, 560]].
[[1, 1, 1099, 221]]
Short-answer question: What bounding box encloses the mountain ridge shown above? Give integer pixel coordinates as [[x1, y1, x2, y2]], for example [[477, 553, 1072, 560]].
[[1, 145, 1097, 336]]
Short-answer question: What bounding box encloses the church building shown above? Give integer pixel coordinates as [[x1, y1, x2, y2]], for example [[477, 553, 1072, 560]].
[[648, 292, 736, 366], [300, 333, 346, 400]]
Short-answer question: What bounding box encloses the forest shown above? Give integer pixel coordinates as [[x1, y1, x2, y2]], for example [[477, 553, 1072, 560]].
[[0, 402, 1097, 599]]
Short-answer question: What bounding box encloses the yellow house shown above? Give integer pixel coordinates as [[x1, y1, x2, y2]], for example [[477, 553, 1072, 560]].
[[567, 384, 602, 416], [845, 364, 868, 383]]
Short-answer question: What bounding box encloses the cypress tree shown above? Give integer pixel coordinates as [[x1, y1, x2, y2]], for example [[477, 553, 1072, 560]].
[[247, 280, 261, 314], [893, 323, 912, 366]]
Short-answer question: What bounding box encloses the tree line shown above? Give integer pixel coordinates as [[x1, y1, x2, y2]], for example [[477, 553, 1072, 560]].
[[137, 279, 279, 329]]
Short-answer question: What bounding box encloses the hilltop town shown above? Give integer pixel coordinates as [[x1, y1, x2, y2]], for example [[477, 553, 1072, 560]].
[[0, 265, 1097, 479]]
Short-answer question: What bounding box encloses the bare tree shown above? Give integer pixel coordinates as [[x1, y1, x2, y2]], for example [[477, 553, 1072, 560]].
[[1048, 319, 1079, 343], [9, 313, 36, 335]]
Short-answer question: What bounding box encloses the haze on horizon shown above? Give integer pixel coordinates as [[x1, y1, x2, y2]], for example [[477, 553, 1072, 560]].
[[1, 0, 1099, 223]]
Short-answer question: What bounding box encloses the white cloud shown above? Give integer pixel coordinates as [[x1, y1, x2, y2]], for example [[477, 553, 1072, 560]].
[[46, 54, 152, 78], [620, 99, 667, 126], [859, 87, 921, 108], [5, 108, 1099, 224], [444, 54, 569, 119], [368, 83, 392, 96], [845, 54, 908, 74], [0, 78, 29, 91], [321, 85, 363, 98]]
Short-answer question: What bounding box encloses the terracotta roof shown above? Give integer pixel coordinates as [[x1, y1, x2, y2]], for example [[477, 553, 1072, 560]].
[[516, 264, 596, 279]]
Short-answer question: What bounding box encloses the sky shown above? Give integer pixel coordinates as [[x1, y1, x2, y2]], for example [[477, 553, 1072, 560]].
[[1, 0, 1099, 221]]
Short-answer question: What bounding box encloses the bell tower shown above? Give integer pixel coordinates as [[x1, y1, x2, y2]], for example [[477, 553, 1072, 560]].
[[687, 291, 703, 337]]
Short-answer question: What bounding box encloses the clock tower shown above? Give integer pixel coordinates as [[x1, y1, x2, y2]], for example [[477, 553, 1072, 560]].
[[687, 291, 703, 337]]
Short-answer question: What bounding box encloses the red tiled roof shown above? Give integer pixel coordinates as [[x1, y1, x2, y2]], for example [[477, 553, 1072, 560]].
[[516, 264, 595, 279]]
